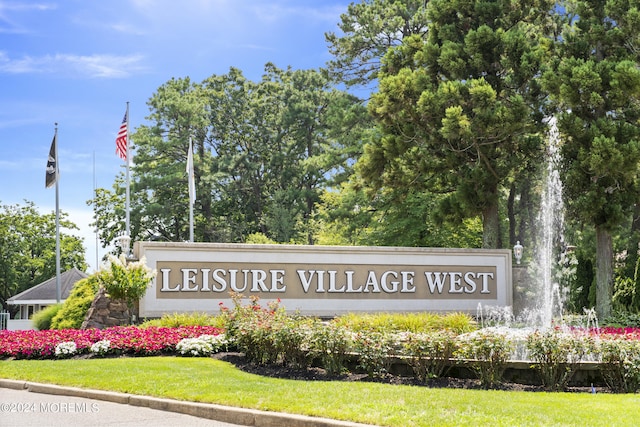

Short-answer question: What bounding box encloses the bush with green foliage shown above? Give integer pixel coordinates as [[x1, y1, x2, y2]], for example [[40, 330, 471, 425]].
[[332, 311, 476, 334], [32, 303, 62, 330], [403, 330, 457, 382], [308, 321, 353, 376], [97, 255, 156, 310], [244, 232, 278, 244], [50, 276, 100, 330], [222, 294, 287, 365], [526, 329, 592, 391], [598, 337, 640, 393], [352, 331, 394, 378], [455, 328, 514, 389], [604, 311, 640, 328], [271, 315, 315, 369], [141, 312, 225, 328]]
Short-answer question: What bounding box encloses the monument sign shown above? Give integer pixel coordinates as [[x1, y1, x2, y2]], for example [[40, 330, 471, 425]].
[[135, 242, 512, 317]]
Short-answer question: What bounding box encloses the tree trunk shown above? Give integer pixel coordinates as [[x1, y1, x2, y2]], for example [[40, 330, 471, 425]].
[[595, 225, 613, 319], [507, 184, 516, 245], [482, 198, 501, 249]]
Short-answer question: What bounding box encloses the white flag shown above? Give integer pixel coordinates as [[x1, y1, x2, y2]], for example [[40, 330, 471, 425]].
[[187, 138, 195, 206]]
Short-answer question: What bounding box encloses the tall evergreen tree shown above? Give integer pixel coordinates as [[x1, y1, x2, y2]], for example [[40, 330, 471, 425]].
[[325, 0, 429, 88], [542, 0, 640, 319], [359, 0, 554, 248]]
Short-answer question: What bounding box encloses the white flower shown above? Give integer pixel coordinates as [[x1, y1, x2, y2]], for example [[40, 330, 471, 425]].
[[55, 341, 77, 357], [90, 340, 111, 355], [198, 334, 229, 351], [176, 337, 214, 357]]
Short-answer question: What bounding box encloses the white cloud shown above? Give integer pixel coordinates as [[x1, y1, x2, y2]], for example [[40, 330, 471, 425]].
[[0, 51, 147, 78], [0, 1, 56, 34], [249, 3, 344, 25]]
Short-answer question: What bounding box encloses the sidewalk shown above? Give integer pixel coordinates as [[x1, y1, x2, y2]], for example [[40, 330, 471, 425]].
[[0, 379, 375, 427]]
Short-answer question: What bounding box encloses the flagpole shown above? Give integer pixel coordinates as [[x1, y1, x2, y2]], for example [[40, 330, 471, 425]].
[[54, 123, 61, 303], [188, 137, 194, 243], [125, 101, 131, 244], [93, 150, 99, 271]]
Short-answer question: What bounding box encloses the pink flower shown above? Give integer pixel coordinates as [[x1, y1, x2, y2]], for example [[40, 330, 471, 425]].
[[0, 325, 223, 359]]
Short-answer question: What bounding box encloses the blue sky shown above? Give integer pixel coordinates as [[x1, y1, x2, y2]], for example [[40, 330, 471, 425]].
[[0, 0, 354, 272]]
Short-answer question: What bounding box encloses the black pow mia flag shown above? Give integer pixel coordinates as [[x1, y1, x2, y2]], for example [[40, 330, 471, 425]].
[[45, 135, 58, 189]]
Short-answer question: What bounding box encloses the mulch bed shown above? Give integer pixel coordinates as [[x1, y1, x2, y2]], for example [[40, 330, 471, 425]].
[[213, 352, 608, 393]]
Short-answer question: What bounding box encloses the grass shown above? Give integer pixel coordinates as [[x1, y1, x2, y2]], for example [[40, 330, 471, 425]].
[[1, 357, 638, 426]]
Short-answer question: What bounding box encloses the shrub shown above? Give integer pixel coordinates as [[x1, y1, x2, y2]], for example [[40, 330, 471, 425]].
[[598, 337, 640, 393], [402, 331, 457, 382], [97, 255, 156, 310], [603, 311, 640, 328], [272, 315, 314, 369], [32, 304, 62, 330], [352, 331, 394, 378], [50, 276, 100, 330], [141, 312, 225, 328], [334, 312, 476, 334], [308, 321, 353, 376], [455, 328, 514, 389], [526, 329, 592, 391], [223, 294, 285, 365]]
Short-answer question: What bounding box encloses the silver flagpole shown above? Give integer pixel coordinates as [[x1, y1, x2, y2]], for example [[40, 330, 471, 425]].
[[54, 123, 61, 303], [188, 137, 194, 243], [125, 102, 131, 252], [93, 150, 99, 270]]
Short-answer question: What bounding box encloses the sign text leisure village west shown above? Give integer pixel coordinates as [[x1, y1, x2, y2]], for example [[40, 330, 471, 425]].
[[135, 242, 512, 317]]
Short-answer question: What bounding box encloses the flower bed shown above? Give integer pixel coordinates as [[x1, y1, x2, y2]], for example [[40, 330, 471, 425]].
[[0, 325, 223, 359], [4, 304, 640, 393], [592, 327, 640, 339]]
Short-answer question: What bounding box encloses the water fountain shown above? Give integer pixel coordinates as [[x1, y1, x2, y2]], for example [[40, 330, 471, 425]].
[[520, 116, 568, 328], [476, 117, 577, 354], [479, 117, 569, 329]]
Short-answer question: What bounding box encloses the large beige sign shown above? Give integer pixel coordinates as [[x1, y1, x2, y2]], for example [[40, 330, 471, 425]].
[[135, 242, 512, 317]]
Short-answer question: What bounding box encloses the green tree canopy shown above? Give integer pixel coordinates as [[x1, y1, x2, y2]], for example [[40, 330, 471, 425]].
[[358, 0, 553, 248], [0, 201, 87, 314], [542, 0, 640, 318], [325, 0, 429, 87], [90, 64, 369, 246]]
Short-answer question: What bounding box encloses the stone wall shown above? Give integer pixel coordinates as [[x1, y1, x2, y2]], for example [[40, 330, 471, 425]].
[[81, 287, 132, 329]]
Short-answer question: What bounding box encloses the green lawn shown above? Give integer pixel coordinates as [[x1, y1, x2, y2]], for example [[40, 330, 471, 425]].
[[1, 357, 637, 426]]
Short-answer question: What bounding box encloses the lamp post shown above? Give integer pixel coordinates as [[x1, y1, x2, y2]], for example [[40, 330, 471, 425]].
[[115, 234, 131, 259], [513, 241, 523, 265]]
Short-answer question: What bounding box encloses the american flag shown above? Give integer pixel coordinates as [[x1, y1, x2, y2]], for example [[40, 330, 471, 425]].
[[115, 111, 128, 160]]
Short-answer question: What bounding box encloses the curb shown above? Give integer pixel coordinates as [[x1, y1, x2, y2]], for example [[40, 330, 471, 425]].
[[0, 379, 375, 427]]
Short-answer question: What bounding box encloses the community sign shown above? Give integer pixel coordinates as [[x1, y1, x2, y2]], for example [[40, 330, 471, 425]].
[[134, 242, 513, 317]]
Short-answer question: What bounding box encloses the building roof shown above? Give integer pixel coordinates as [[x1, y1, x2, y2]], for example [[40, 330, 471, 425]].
[[7, 268, 88, 305]]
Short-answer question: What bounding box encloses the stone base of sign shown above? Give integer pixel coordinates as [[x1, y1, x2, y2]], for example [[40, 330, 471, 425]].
[[81, 287, 133, 329]]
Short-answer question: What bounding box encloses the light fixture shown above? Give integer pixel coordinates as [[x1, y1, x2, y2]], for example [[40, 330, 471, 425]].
[[115, 234, 131, 258], [513, 241, 523, 265]]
